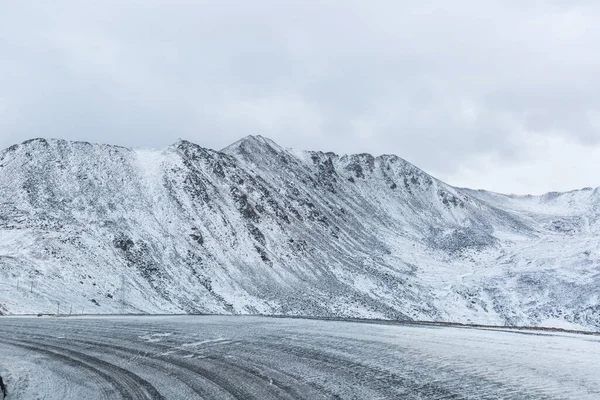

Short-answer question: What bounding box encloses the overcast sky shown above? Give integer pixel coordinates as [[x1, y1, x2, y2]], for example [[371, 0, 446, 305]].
[[1, 1, 599, 194]]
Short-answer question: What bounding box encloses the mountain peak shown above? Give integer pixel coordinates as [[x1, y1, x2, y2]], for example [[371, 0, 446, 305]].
[[1, 138, 132, 164], [171, 138, 197, 150], [221, 135, 286, 156]]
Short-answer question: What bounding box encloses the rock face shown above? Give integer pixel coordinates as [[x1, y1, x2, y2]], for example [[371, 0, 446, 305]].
[[0, 136, 599, 329]]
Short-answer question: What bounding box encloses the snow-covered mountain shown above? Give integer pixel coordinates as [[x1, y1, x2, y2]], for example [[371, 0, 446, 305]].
[[0, 136, 598, 329]]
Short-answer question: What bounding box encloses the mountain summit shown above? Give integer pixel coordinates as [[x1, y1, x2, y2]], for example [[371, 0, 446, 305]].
[[0, 137, 598, 329]]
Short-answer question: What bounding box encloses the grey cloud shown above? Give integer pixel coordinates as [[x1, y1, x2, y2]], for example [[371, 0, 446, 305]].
[[1, 1, 599, 192]]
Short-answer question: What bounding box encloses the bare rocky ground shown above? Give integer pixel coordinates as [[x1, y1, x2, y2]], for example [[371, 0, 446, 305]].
[[0, 315, 599, 399]]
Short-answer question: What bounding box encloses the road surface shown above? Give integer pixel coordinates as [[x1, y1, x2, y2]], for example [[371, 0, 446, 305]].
[[0, 316, 598, 399]]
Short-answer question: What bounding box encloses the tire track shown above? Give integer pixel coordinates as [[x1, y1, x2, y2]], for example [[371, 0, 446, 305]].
[[1, 331, 310, 400], [58, 337, 237, 400], [1, 316, 599, 399], [0, 338, 164, 400]]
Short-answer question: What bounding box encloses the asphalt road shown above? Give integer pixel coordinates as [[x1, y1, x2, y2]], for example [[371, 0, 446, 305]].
[[0, 316, 598, 399]]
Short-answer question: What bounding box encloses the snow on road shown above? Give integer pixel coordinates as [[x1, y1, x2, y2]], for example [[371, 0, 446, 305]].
[[0, 316, 599, 399]]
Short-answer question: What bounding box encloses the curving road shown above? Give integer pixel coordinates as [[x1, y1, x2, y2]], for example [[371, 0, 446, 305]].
[[0, 316, 599, 399]]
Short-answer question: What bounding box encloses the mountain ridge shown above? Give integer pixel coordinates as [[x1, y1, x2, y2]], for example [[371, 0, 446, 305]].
[[0, 136, 598, 330], [11, 135, 597, 197]]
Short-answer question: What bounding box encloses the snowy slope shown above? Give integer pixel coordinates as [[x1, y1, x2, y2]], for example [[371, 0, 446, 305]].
[[0, 136, 598, 329]]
